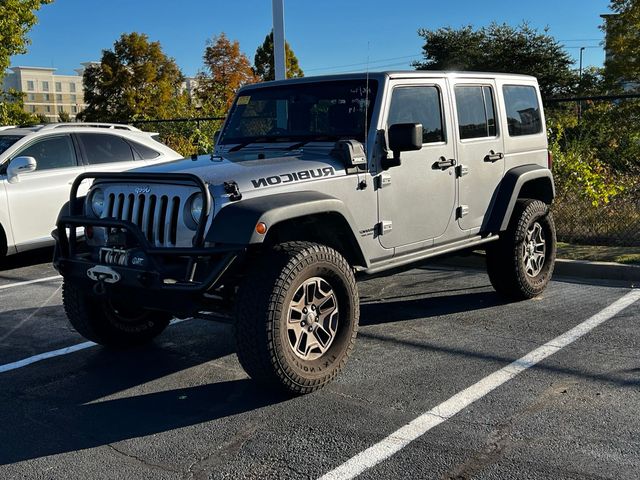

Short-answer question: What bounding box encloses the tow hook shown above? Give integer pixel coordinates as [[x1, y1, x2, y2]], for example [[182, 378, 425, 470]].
[[87, 265, 121, 296]]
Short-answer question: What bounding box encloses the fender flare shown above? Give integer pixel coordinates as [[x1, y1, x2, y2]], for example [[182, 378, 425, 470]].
[[207, 191, 367, 252], [484, 164, 555, 233]]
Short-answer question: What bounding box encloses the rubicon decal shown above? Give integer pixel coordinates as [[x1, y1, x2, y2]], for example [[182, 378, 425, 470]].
[[251, 167, 335, 188]]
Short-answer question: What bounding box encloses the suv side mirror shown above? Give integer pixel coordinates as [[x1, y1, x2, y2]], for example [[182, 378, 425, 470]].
[[7, 156, 37, 183], [382, 123, 423, 170]]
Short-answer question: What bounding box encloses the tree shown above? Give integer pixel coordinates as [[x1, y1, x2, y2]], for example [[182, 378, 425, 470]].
[[80, 32, 185, 122], [58, 110, 70, 122], [196, 33, 257, 113], [414, 23, 575, 98], [0, 0, 52, 82], [0, 90, 36, 126], [0, 0, 51, 126], [253, 31, 304, 81], [602, 0, 640, 87]]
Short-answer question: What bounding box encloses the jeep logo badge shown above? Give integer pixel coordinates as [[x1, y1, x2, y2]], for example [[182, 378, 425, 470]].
[[135, 186, 151, 194]]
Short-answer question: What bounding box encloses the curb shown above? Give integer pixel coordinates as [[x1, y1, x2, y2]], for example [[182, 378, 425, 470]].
[[431, 253, 640, 284]]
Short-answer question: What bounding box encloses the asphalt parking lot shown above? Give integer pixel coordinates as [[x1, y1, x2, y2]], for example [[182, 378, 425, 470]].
[[1, 250, 639, 480]]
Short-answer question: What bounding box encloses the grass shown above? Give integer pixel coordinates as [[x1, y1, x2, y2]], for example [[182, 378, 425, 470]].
[[556, 242, 640, 265]]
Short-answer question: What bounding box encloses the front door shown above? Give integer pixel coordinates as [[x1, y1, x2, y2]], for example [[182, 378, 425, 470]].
[[452, 81, 505, 231], [4, 134, 85, 249], [378, 80, 456, 250]]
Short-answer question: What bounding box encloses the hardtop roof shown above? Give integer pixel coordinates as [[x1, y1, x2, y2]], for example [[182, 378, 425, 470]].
[[239, 70, 538, 91]]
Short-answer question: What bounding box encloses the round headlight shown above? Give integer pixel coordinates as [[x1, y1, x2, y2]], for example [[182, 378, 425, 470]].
[[90, 189, 105, 217], [189, 193, 203, 223]]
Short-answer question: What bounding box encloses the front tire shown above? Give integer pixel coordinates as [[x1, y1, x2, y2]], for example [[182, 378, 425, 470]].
[[486, 199, 556, 300], [62, 281, 171, 347], [235, 242, 359, 395]]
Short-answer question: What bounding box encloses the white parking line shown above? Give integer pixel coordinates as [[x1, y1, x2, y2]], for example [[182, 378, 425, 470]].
[[0, 318, 190, 374], [319, 289, 640, 480], [0, 275, 62, 291]]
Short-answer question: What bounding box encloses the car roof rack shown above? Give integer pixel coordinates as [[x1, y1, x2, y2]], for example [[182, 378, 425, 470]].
[[38, 122, 142, 132], [0, 126, 17, 131]]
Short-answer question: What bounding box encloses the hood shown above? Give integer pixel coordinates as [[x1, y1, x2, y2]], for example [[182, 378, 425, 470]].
[[131, 147, 347, 194]]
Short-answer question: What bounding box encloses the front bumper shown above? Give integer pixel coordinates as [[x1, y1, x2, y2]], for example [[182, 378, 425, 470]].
[[54, 216, 242, 316], [54, 172, 242, 317]]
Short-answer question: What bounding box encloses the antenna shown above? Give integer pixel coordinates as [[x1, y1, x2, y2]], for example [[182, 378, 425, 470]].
[[364, 42, 370, 154]]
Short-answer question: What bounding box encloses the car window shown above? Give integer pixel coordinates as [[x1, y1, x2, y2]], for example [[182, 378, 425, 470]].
[[0, 135, 24, 155], [455, 85, 498, 140], [15, 135, 77, 171], [503, 85, 542, 136], [128, 140, 161, 160], [78, 133, 135, 165], [387, 86, 445, 143]]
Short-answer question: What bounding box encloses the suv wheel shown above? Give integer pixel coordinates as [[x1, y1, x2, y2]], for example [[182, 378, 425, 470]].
[[62, 281, 171, 346], [235, 241, 359, 394], [486, 199, 556, 299]]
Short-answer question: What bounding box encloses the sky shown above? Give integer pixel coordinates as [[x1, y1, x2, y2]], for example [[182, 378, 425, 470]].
[[10, 0, 611, 77]]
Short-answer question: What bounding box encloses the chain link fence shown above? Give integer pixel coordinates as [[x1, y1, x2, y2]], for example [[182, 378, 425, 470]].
[[128, 97, 640, 247], [552, 183, 640, 246], [131, 117, 225, 158], [546, 93, 640, 247]]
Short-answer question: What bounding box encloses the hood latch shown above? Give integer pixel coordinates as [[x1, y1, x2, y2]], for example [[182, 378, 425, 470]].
[[223, 181, 242, 201]]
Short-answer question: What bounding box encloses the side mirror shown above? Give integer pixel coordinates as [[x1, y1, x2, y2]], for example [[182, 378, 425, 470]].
[[7, 156, 37, 183], [382, 123, 423, 170]]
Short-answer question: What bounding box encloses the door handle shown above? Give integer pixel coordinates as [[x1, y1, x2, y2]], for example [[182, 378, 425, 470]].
[[433, 157, 457, 170], [484, 150, 504, 162]]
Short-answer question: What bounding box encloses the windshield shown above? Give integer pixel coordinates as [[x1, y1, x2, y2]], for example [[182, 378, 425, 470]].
[[0, 135, 23, 155], [220, 79, 378, 145]]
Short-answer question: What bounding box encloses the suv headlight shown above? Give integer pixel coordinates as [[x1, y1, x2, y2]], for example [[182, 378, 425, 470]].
[[89, 188, 105, 217], [189, 193, 203, 223]]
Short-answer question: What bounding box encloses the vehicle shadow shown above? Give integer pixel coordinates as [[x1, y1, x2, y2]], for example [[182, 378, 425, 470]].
[[360, 290, 509, 326], [0, 322, 290, 466], [0, 247, 54, 271]]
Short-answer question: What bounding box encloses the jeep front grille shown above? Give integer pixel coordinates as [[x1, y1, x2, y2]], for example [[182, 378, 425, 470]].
[[104, 192, 182, 246], [98, 184, 201, 248]]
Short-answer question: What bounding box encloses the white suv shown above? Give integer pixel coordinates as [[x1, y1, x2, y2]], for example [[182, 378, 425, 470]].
[[0, 123, 183, 256]]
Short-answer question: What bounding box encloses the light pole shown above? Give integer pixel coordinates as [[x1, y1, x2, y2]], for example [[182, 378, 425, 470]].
[[578, 46, 585, 123], [272, 0, 286, 81]]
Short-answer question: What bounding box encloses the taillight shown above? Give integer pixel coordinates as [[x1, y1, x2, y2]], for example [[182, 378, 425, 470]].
[[547, 150, 553, 170]]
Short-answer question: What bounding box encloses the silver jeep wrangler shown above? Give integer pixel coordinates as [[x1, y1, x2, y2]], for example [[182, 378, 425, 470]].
[[54, 72, 556, 394]]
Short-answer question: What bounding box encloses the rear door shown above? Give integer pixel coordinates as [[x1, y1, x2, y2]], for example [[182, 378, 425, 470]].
[[76, 132, 141, 173], [4, 133, 84, 249], [377, 79, 456, 250], [452, 80, 505, 231]]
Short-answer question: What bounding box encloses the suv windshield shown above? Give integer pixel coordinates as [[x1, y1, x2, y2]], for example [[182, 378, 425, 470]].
[[0, 135, 23, 155], [220, 79, 378, 146]]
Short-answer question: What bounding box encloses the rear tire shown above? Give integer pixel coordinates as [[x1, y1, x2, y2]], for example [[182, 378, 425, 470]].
[[486, 199, 556, 300], [62, 281, 171, 347], [235, 242, 359, 395]]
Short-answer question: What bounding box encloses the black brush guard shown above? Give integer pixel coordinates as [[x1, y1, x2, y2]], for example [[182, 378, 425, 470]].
[[53, 172, 243, 316]]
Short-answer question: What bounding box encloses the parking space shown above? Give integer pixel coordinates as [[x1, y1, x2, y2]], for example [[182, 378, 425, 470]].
[[0, 250, 638, 479]]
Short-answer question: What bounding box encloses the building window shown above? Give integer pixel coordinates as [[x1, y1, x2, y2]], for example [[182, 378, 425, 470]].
[[69, 83, 76, 93], [56, 94, 62, 101], [44, 93, 50, 101], [71, 94, 77, 102], [27, 80, 35, 91], [27, 93, 35, 101], [42, 81, 49, 92], [30, 105, 36, 113], [55, 82, 62, 92], [58, 106, 64, 113], [45, 106, 51, 113], [72, 106, 77, 113]]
